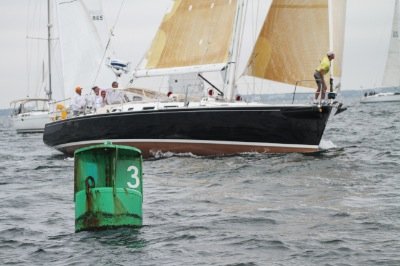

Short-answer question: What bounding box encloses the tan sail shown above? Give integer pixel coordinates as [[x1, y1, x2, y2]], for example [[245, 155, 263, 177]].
[[143, 0, 237, 69], [330, 0, 347, 79], [245, 0, 329, 88]]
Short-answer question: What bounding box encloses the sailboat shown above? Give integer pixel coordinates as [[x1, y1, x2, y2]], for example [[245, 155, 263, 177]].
[[361, 0, 400, 103], [10, 0, 115, 133], [9, 0, 54, 133], [43, 0, 347, 158]]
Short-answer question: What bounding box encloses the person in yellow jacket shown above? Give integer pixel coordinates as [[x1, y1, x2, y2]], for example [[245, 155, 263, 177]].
[[314, 51, 335, 101]]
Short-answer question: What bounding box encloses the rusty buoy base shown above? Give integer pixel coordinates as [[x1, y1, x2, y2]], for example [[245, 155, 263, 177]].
[[74, 143, 143, 232], [75, 187, 142, 232]]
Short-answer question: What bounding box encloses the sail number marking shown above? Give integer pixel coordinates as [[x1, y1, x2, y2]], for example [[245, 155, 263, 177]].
[[127, 165, 140, 189]]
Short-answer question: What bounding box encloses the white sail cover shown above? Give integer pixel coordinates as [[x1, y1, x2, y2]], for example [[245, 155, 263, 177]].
[[135, 0, 238, 77], [56, 0, 114, 100], [382, 0, 400, 87]]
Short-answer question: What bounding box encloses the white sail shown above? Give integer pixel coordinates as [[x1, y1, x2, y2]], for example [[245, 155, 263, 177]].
[[56, 0, 114, 100], [82, 0, 110, 46], [382, 0, 400, 87]]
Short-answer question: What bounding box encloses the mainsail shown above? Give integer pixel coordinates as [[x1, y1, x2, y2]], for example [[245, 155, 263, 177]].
[[56, 0, 114, 100], [245, 0, 345, 89], [382, 0, 400, 87], [135, 0, 238, 76]]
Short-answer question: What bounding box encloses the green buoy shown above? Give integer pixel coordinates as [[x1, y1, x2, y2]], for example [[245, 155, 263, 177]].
[[74, 142, 143, 232]]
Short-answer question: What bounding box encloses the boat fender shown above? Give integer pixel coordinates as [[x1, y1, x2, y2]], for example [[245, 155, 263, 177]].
[[56, 103, 68, 120]]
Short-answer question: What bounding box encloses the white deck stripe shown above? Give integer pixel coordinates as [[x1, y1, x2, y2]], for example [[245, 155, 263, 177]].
[[54, 139, 319, 150]]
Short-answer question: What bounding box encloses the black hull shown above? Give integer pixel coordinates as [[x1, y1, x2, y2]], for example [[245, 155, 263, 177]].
[[43, 105, 333, 158]]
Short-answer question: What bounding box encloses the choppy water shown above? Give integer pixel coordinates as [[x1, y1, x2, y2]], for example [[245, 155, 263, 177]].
[[1, 97, 399, 265]]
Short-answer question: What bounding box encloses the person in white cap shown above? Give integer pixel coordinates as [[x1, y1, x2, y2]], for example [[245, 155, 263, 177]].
[[314, 51, 335, 102]]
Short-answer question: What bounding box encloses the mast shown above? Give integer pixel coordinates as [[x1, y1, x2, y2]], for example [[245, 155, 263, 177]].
[[224, 0, 246, 101], [47, 0, 52, 100]]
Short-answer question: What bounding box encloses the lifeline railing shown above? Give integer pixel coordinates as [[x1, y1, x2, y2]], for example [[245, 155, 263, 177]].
[[292, 78, 334, 104]]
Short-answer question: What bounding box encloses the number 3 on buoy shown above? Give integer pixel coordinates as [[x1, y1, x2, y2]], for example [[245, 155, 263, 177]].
[[127, 165, 140, 189]]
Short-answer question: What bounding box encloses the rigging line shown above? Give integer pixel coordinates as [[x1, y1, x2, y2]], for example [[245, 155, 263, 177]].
[[25, 0, 32, 97], [26, 37, 59, 40], [237, 0, 249, 96], [28, 0, 42, 97], [33, 1, 45, 98], [33, 2, 42, 98], [247, 0, 262, 96], [111, 0, 126, 32], [236, 0, 248, 85], [198, 73, 224, 96], [93, 0, 126, 85], [252, 0, 261, 96]]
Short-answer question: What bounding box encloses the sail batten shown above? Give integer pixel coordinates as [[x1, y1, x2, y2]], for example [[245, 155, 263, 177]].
[[138, 0, 237, 75]]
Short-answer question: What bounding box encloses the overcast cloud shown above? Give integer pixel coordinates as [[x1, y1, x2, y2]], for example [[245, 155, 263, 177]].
[[0, 0, 395, 108]]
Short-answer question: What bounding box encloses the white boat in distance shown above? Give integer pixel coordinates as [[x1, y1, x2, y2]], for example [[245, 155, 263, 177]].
[[361, 0, 400, 104], [360, 91, 400, 103], [10, 0, 115, 133], [9, 0, 53, 133], [10, 98, 51, 133]]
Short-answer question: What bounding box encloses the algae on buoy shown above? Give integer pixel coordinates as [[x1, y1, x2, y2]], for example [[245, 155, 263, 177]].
[[74, 142, 143, 232]]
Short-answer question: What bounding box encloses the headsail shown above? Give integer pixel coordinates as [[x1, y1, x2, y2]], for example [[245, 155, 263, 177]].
[[382, 0, 400, 87], [82, 0, 110, 46], [245, 0, 338, 89], [56, 0, 114, 100], [135, 0, 238, 77]]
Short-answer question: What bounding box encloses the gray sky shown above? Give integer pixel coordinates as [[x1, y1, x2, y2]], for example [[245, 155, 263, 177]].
[[0, 0, 395, 108]]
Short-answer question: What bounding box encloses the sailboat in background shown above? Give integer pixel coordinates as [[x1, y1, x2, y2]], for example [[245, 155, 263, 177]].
[[43, 0, 347, 158], [9, 0, 54, 133], [361, 0, 400, 103], [10, 0, 116, 133]]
